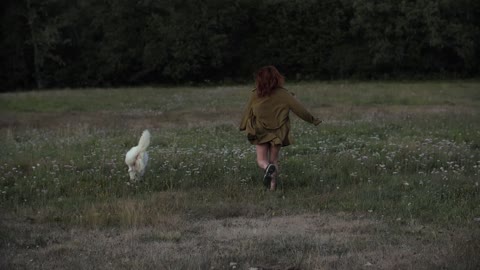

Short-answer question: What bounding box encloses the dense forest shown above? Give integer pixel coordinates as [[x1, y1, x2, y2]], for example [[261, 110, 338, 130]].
[[1, 0, 479, 91]]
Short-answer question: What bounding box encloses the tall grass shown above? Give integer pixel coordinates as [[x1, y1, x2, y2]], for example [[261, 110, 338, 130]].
[[0, 81, 479, 229]]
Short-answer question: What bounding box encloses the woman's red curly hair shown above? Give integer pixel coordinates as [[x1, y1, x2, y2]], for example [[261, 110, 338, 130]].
[[254, 65, 285, 97]]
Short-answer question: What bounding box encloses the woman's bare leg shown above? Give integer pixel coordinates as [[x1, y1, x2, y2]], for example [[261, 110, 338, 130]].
[[256, 143, 281, 190], [268, 144, 281, 190], [255, 144, 270, 170]]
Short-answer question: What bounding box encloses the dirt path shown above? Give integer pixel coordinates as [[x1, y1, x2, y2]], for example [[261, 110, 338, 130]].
[[1, 213, 472, 270], [2, 105, 476, 131]]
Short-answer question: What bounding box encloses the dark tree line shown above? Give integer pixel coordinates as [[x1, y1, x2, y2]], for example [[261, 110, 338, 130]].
[[1, 0, 479, 91]]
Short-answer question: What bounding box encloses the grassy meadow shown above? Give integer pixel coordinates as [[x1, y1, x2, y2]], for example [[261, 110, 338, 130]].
[[1, 81, 479, 269]]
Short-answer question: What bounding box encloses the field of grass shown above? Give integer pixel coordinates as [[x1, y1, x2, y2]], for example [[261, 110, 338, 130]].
[[1, 81, 479, 269]]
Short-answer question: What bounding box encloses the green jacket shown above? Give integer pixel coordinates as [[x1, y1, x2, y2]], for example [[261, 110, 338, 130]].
[[239, 87, 321, 146]]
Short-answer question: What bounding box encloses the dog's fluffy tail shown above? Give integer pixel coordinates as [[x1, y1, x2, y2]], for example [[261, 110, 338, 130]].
[[125, 130, 151, 167], [137, 129, 151, 152]]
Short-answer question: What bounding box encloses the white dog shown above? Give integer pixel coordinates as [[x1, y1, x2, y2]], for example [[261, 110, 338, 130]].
[[125, 130, 151, 181]]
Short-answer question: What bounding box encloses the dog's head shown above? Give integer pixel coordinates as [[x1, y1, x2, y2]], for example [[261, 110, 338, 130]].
[[126, 150, 148, 182], [128, 166, 139, 181]]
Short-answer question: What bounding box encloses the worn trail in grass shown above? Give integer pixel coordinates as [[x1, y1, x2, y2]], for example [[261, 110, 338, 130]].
[[2, 200, 478, 270]]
